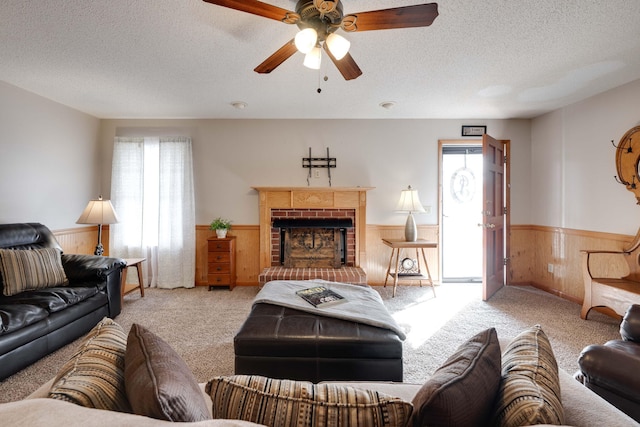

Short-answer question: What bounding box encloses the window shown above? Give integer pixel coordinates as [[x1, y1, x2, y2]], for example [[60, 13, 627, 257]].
[[110, 137, 195, 289]]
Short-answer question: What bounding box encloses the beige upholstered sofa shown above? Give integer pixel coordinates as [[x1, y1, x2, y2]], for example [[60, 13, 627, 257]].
[[0, 372, 635, 426], [0, 320, 636, 426]]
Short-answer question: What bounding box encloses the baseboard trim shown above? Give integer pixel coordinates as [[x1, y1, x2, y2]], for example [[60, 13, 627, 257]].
[[529, 281, 582, 305]]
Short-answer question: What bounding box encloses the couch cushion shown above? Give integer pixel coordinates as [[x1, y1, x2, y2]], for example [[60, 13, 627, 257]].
[[0, 248, 68, 296], [0, 304, 49, 335], [48, 317, 131, 412], [206, 375, 413, 427], [1, 286, 100, 313], [0, 398, 266, 427], [124, 323, 211, 422], [492, 324, 565, 426], [408, 327, 502, 427]]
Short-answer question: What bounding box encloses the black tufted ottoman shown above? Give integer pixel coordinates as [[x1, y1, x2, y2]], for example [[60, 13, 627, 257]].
[[234, 303, 403, 383]]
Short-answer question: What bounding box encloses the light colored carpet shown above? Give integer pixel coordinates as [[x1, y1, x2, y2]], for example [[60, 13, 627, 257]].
[[0, 283, 620, 403]]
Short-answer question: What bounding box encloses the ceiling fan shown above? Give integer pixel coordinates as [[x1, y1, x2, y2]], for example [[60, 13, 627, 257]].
[[202, 0, 438, 80]]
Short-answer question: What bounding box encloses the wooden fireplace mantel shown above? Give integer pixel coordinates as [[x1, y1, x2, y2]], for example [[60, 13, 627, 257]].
[[252, 187, 374, 270]]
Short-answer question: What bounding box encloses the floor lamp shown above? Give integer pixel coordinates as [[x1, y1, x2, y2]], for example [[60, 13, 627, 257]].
[[76, 196, 119, 256], [396, 185, 426, 242]]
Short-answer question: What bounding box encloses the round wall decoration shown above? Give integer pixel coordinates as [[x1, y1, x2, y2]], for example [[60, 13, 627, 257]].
[[450, 167, 476, 203], [614, 125, 640, 204]]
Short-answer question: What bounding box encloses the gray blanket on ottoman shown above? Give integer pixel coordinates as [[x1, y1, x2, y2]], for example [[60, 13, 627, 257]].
[[254, 280, 406, 340]]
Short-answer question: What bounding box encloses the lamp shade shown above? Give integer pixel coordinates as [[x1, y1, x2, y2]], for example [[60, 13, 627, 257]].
[[303, 46, 322, 70], [396, 186, 426, 213], [326, 33, 350, 60], [295, 28, 318, 54], [76, 197, 119, 225]]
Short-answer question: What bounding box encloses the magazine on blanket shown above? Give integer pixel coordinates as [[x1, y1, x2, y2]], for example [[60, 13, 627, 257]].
[[295, 286, 346, 308]]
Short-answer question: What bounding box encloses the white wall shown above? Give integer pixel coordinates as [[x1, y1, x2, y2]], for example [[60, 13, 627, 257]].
[[99, 119, 531, 226], [0, 82, 101, 230], [531, 79, 640, 235], [6, 74, 639, 234]]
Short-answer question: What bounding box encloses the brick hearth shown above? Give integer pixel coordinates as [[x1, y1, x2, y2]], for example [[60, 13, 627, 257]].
[[258, 267, 367, 286]]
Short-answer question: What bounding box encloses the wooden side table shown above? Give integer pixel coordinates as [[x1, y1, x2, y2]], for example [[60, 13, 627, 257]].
[[121, 258, 146, 305], [382, 239, 438, 297], [207, 236, 236, 290]]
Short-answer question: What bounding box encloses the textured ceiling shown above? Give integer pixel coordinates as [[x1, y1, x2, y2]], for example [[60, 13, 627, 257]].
[[1, 0, 640, 119]]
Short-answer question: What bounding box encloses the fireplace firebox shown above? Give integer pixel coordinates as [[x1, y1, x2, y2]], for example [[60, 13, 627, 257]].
[[273, 218, 352, 268]]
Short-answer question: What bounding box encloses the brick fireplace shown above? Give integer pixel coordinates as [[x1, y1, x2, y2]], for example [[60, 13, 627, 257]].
[[253, 187, 373, 285], [271, 210, 355, 267]]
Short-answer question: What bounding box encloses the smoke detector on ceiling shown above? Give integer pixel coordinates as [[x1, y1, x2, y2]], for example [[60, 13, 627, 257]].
[[231, 101, 248, 109]]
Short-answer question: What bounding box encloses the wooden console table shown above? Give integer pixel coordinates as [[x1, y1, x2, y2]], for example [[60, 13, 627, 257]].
[[382, 239, 437, 297]]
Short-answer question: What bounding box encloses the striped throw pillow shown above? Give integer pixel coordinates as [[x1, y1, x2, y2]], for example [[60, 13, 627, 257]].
[[0, 248, 68, 296], [48, 317, 131, 413], [206, 375, 413, 427], [492, 325, 565, 426]]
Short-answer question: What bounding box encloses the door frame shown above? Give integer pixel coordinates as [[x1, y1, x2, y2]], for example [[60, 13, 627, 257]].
[[438, 139, 511, 297]]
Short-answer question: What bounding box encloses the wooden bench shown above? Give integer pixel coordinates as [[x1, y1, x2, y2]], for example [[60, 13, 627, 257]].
[[581, 230, 640, 319]]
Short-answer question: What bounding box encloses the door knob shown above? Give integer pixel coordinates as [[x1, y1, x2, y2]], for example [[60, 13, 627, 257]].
[[477, 223, 496, 228]]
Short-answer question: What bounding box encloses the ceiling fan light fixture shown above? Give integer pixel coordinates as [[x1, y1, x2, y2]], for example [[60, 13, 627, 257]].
[[303, 46, 322, 70], [326, 33, 350, 60], [294, 28, 318, 54]]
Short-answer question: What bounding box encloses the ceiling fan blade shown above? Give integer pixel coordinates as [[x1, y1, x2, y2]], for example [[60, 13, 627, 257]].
[[202, 0, 298, 23], [341, 3, 438, 32], [323, 44, 362, 81], [254, 39, 298, 74]]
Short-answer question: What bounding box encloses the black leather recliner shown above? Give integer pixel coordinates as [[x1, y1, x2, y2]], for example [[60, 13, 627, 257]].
[[577, 304, 640, 422], [0, 223, 125, 380]]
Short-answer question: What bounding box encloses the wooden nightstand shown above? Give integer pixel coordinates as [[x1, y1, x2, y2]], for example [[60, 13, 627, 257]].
[[207, 236, 236, 290]]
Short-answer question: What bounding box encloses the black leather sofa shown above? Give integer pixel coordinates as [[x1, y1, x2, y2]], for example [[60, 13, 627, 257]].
[[0, 223, 125, 380], [577, 304, 640, 422]]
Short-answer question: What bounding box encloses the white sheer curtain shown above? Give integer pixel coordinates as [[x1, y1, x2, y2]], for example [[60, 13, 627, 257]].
[[110, 137, 196, 289]]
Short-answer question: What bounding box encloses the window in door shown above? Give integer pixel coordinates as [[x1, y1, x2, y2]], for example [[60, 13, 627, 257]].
[[441, 145, 483, 282]]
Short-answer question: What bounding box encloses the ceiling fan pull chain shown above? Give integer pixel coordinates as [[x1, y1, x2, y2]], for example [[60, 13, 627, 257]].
[[316, 59, 329, 94]]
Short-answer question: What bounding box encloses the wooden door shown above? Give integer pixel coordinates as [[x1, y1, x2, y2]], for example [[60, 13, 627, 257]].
[[482, 135, 509, 300]]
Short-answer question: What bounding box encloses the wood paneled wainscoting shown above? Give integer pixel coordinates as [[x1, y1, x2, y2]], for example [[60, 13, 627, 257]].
[[56, 224, 635, 309], [195, 225, 260, 286], [54, 226, 109, 256], [193, 224, 440, 287], [57, 224, 440, 287], [510, 225, 633, 305], [365, 225, 440, 286]]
